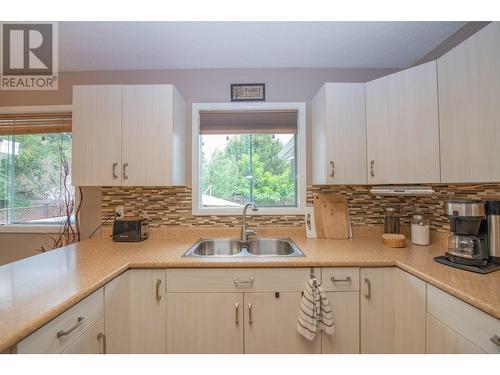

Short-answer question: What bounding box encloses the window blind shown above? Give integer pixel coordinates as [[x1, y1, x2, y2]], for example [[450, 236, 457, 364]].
[[199, 109, 297, 135], [0, 112, 72, 136]]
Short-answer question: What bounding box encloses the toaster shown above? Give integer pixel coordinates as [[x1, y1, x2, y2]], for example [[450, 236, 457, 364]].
[[112, 218, 149, 242]]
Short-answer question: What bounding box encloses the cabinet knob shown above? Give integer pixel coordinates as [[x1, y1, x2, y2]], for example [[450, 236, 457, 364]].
[[123, 163, 129, 180], [233, 277, 254, 286], [56, 316, 86, 338], [370, 160, 375, 178], [491, 334, 500, 347], [248, 303, 253, 325], [329, 161, 335, 178], [112, 162, 118, 179], [155, 279, 162, 302], [97, 332, 106, 354], [364, 278, 371, 299]]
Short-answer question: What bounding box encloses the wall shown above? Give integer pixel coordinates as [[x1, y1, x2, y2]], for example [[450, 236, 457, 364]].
[[101, 184, 500, 233]]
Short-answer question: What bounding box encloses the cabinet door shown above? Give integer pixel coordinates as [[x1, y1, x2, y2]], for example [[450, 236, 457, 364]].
[[72, 85, 122, 186], [104, 269, 166, 353], [244, 292, 321, 354], [325, 83, 367, 184], [121, 85, 173, 186], [322, 291, 360, 353], [366, 61, 440, 183], [62, 318, 105, 354], [426, 314, 484, 354], [311, 83, 366, 184], [438, 22, 500, 182], [166, 293, 243, 354], [394, 269, 426, 353], [360, 268, 395, 353]]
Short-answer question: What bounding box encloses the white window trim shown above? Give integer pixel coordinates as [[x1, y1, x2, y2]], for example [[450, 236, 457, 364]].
[[192, 102, 306, 216], [0, 104, 73, 233]]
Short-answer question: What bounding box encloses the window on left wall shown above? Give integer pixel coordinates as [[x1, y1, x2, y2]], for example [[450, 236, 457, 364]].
[[0, 112, 73, 226]]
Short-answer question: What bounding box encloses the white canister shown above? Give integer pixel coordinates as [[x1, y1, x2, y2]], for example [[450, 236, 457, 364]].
[[411, 215, 430, 246]]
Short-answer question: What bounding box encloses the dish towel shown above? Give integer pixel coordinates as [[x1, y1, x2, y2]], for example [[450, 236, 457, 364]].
[[297, 277, 335, 340]]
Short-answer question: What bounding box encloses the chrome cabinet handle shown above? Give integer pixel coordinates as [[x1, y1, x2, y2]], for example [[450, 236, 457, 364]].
[[248, 303, 253, 325], [56, 316, 86, 338], [235, 302, 239, 324], [491, 334, 500, 347], [364, 278, 371, 299], [112, 162, 118, 179], [155, 279, 162, 302], [370, 160, 375, 178], [122, 163, 129, 180], [329, 160, 335, 178], [233, 277, 254, 285], [331, 276, 352, 283], [97, 332, 106, 354]]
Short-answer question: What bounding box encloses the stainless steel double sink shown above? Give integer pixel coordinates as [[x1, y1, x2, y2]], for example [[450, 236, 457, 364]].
[[182, 237, 305, 258]]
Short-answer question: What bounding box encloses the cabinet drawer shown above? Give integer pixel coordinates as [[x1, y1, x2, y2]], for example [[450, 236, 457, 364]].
[[427, 285, 500, 354], [63, 318, 105, 354], [17, 288, 104, 354], [166, 268, 319, 293], [321, 267, 359, 291]]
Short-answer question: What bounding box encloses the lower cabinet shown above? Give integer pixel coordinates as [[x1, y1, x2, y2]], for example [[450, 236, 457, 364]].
[[104, 269, 166, 353], [244, 292, 321, 354], [62, 318, 106, 354], [360, 267, 426, 354], [426, 314, 484, 354], [322, 291, 360, 353], [17, 288, 104, 354], [360, 267, 396, 353], [166, 293, 244, 354], [165, 268, 322, 354], [426, 284, 500, 354]]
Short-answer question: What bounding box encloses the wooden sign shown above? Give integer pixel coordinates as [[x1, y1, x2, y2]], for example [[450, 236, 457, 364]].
[[231, 83, 265, 102]]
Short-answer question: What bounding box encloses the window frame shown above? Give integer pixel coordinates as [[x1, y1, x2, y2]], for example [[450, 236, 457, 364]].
[[0, 104, 74, 233], [192, 102, 306, 216]]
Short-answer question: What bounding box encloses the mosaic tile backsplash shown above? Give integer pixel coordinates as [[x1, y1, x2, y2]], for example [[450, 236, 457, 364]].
[[101, 184, 500, 232]]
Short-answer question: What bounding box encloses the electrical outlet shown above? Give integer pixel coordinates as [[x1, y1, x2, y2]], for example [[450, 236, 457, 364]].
[[115, 206, 124, 219]]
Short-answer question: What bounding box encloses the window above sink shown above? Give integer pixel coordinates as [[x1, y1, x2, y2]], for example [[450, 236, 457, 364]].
[[192, 102, 306, 216]]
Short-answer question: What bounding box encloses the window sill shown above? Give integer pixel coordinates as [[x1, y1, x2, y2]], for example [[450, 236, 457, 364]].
[[192, 207, 305, 216], [0, 224, 65, 234]]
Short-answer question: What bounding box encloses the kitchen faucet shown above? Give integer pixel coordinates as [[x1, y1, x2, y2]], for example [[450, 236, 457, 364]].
[[241, 202, 258, 242]]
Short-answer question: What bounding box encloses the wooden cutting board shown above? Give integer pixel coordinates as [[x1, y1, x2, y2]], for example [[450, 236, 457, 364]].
[[313, 193, 350, 239]]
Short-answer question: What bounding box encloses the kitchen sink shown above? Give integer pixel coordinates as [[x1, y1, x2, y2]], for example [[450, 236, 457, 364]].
[[183, 237, 304, 258]]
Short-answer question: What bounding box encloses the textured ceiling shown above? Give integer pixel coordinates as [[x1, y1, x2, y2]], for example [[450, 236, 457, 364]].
[[59, 21, 467, 71]]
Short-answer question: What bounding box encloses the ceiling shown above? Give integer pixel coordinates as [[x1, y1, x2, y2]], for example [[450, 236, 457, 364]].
[[59, 21, 467, 72]]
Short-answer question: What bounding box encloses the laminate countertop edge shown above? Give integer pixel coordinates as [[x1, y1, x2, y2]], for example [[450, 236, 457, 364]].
[[0, 234, 498, 352]]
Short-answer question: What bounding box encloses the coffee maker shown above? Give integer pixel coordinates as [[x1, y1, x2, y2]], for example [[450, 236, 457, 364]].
[[444, 200, 488, 267], [434, 199, 500, 273]]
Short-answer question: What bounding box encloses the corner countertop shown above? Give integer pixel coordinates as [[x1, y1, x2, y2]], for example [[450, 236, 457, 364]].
[[0, 227, 499, 352]]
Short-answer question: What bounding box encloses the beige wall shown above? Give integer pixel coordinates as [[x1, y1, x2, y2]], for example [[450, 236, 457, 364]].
[[0, 233, 53, 266]]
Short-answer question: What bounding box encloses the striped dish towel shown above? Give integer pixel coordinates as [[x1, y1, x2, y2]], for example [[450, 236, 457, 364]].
[[297, 277, 335, 340]]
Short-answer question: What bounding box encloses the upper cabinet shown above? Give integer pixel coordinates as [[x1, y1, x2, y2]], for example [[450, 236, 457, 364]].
[[311, 83, 367, 184], [366, 61, 441, 184], [72, 84, 186, 186], [437, 22, 500, 183]]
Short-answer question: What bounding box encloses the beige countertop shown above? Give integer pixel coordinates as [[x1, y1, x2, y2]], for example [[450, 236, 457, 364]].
[[0, 227, 499, 352]]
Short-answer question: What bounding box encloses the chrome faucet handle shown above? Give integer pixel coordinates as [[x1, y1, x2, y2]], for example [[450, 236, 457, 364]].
[[246, 229, 257, 237]]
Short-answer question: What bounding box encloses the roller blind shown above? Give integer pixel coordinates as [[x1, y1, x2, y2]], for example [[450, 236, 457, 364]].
[[199, 109, 297, 134], [0, 112, 72, 136]]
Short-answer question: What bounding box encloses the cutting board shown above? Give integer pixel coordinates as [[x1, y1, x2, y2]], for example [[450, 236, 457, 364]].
[[313, 193, 351, 239]]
